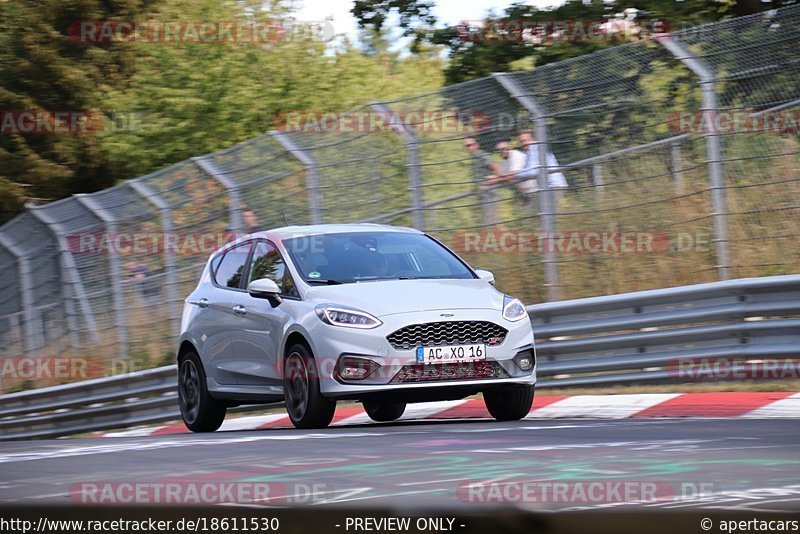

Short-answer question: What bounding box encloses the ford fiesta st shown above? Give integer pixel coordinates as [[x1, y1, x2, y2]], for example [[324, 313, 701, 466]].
[[176, 224, 536, 430]]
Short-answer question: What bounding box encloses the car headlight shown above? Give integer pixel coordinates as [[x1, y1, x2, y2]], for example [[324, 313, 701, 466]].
[[502, 295, 527, 322], [315, 304, 382, 329]]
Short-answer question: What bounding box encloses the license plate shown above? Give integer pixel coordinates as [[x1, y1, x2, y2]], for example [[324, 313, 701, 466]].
[[416, 344, 486, 364]]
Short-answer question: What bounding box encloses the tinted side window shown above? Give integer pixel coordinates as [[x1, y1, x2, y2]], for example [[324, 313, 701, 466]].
[[214, 242, 252, 289], [249, 241, 298, 297], [248, 241, 284, 286], [282, 267, 299, 298]]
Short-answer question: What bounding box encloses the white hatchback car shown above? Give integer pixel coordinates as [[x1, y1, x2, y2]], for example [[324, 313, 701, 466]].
[[177, 224, 536, 430]]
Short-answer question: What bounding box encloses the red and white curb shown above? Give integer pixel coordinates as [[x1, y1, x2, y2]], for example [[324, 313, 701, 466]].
[[96, 391, 800, 438]]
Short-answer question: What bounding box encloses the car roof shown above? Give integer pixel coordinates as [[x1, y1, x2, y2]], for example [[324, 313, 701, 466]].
[[252, 223, 422, 241]]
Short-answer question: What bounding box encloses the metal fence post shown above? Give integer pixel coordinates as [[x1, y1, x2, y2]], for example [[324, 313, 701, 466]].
[[192, 156, 244, 231], [0, 234, 41, 355], [74, 195, 129, 359], [493, 72, 560, 301], [670, 141, 685, 195], [128, 180, 182, 339], [367, 103, 425, 230], [268, 131, 323, 225], [592, 163, 605, 199], [25, 204, 99, 345], [658, 35, 731, 280]]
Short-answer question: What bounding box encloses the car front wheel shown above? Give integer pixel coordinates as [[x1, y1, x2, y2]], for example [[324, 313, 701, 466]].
[[483, 385, 534, 421], [178, 351, 227, 432], [283, 344, 336, 429]]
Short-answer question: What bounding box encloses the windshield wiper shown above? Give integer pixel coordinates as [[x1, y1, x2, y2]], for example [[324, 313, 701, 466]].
[[305, 278, 344, 285]]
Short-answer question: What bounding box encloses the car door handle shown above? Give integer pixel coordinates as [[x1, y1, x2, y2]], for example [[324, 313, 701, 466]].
[[232, 305, 247, 316], [197, 298, 209, 308]]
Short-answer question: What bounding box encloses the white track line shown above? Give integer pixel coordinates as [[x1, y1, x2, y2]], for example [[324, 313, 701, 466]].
[[742, 392, 800, 418], [103, 426, 168, 438], [219, 414, 288, 432], [526, 394, 682, 419]]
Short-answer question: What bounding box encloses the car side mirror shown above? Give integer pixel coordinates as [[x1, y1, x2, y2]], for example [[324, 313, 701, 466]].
[[247, 278, 283, 307], [475, 269, 495, 285]]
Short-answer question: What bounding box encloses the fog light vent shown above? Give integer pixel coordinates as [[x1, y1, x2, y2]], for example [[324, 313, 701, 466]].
[[514, 349, 535, 371], [336, 356, 381, 381]]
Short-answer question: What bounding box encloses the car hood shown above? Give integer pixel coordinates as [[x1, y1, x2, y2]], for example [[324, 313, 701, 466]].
[[307, 278, 505, 317]]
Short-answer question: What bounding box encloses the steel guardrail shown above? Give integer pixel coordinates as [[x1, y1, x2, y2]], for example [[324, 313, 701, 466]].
[[532, 274, 800, 387]]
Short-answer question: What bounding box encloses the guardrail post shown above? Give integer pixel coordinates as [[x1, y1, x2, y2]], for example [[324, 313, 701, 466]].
[[0, 234, 42, 355], [367, 103, 425, 231], [26, 204, 99, 345], [128, 180, 182, 339], [658, 35, 730, 280], [268, 130, 323, 225], [493, 72, 560, 301], [192, 156, 244, 231], [75, 195, 129, 359]]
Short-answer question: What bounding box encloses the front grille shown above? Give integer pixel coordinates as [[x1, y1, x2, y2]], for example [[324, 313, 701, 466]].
[[387, 321, 508, 350], [391, 361, 507, 383]]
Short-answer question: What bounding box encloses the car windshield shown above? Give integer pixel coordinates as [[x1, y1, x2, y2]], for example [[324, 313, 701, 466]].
[[283, 231, 475, 284]]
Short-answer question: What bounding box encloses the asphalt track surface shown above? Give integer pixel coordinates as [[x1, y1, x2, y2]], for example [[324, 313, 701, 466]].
[[1, 418, 799, 512]]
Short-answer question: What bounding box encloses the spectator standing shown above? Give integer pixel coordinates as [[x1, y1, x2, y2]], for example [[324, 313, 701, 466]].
[[516, 130, 568, 208], [463, 137, 500, 226], [485, 139, 531, 205]]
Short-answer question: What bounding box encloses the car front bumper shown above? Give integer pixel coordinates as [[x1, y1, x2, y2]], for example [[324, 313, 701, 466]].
[[304, 308, 536, 398]]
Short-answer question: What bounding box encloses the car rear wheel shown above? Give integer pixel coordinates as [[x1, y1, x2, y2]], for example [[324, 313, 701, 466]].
[[284, 344, 336, 429], [178, 351, 227, 432], [363, 401, 406, 422], [483, 385, 534, 421]]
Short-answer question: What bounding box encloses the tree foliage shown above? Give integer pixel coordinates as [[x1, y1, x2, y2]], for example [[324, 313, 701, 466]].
[[0, 0, 155, 222], [348, 0, 794, 85], [0, 0, 444, 223]]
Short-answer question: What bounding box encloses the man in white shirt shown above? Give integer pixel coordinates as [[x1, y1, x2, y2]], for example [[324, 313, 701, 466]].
[[485, 139, 530, 199], [516, 130, 568, 190]]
